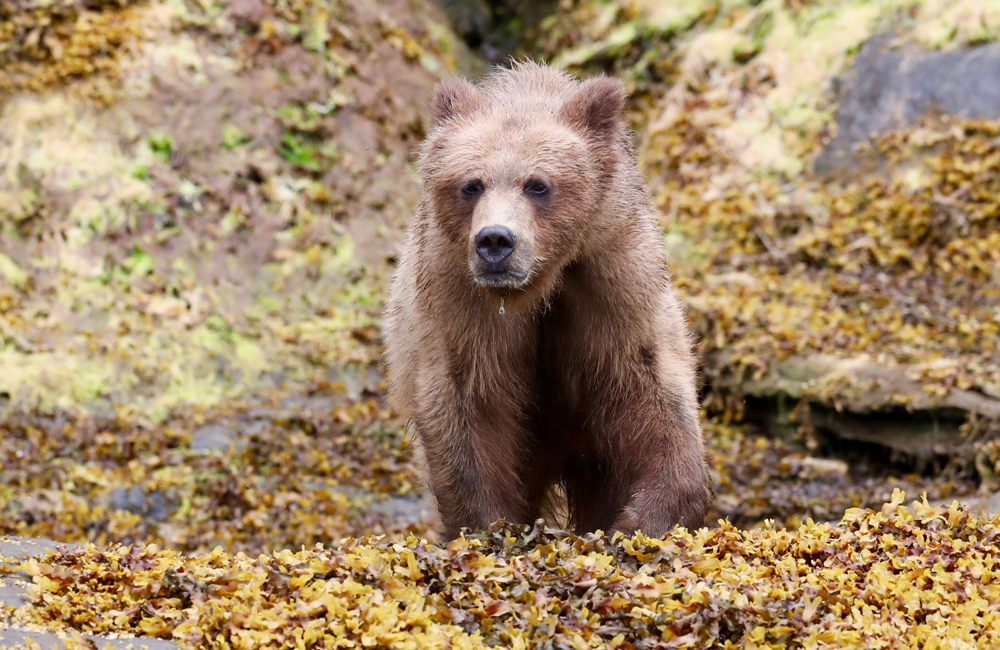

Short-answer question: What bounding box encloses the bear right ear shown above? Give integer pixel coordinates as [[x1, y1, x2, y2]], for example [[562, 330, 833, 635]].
[[430, 77, 482, 124]]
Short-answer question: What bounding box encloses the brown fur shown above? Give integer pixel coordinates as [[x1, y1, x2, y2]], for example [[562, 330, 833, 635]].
[[384, 61, 711, 540]]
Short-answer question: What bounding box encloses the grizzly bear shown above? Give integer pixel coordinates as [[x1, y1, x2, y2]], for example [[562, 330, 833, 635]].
[[384, 61, 711, 540]]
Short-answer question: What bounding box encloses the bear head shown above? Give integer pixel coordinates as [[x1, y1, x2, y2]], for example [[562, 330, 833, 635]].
[[417, 62, 628, 300]]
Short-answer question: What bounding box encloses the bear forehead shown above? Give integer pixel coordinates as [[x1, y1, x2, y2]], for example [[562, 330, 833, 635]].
[[434, 115, 589, 169]]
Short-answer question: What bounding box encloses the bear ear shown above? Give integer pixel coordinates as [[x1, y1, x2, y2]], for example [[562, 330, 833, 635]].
[[430, 77, 482, 125], [562, 76, 627, 138]]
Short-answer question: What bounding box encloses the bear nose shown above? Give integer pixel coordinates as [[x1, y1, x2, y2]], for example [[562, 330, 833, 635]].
[[475, 226, 517, 263]]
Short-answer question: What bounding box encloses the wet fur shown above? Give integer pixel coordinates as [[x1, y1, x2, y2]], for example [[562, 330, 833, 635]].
[[384, 61, 712, 540]]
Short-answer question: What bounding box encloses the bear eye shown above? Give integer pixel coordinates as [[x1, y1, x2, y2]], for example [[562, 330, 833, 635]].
[[461, 180, 484, 197], [524, 179, 549, 196]]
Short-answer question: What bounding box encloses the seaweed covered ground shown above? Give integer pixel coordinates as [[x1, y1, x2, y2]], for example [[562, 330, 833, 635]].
[[3, 0, 1000, 646], [6, 492, 1000, 649], [0, 397, 977, 557]]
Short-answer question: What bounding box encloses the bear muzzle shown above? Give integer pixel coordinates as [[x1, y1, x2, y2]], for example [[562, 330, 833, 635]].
[[470, 225, 531, 289]]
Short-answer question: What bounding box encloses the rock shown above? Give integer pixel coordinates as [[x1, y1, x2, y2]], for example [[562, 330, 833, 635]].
[[0, 627, 177, 650], [815, 34, 1000, 174], [800, 457, 849, 479], [806, 406, 963, 463], [738, 354, 1000, 418], [189, 423, 233, 452], [731, 353, 1000, 461], [368, 495, 427, 525], [930, 490, 1000, 515], [108, 486, 171, 522], [439, 0, 558, 63], [0, 536, 82, 562], [316, 484, 429, 527]]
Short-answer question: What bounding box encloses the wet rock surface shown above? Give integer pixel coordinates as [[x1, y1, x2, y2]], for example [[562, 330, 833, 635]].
[[108, 486, 172, 522], [188, 424, 234, 453]]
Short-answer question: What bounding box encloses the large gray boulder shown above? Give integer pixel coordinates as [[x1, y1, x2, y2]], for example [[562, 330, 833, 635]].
[[816, 34, 1000, 174]]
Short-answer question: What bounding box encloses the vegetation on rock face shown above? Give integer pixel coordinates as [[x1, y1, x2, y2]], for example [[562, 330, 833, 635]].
[[0, 0, 463, 419], [657, 118, 1000, 417]]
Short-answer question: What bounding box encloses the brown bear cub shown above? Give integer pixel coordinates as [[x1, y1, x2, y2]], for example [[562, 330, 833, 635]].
[[384, 61, 711, 540]]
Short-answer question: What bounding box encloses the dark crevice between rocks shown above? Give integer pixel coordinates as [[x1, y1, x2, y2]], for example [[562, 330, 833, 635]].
[[738, 394, 982, 482], [439, 0, 558, 64]]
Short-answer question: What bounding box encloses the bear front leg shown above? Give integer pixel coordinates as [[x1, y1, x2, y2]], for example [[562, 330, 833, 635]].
[[607, 389, 711, 538], [414, 383, 532, 539]]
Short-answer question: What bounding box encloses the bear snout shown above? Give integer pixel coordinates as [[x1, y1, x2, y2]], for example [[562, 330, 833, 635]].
[[475, 226, 517, 264], [469, 224, 531, 289]]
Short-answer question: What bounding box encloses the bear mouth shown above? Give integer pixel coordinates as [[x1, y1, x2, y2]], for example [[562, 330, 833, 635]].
[[474, 269, 528, 289]]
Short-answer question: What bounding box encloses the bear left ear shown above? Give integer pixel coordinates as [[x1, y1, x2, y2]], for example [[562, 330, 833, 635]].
[[562, 76, 627, 139]]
